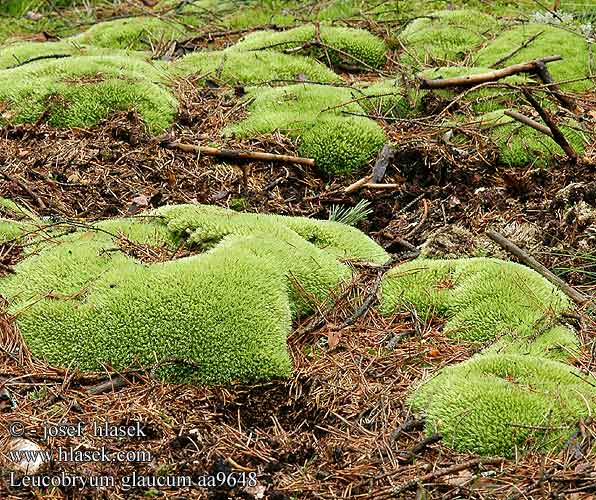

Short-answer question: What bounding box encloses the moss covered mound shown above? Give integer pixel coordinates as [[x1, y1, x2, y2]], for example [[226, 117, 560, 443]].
[[399, 9, 499, 64], [0, 204, 389, 384], [172, 49, 341, 85], [226, 84, 386, 175], [0, 40, 149, 70], [70, 16, 188, 51], [478, 110, 587, 167], [380, 257, 577, 357], [408, 353, 596, 457], [357, 79, 422, 118], [475, 24, 591, 91], [230, 24, 387, 69], [0, 55, 176, 132]]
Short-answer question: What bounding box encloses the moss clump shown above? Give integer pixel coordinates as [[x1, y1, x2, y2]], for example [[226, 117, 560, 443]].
[[230, 24, 387, 69], [0, 55, 176, 133], [0, 204, 388, 384], [380, 257, 576, 355], [408, 353, 596, 457], [399, 9, 499, 64], [357, 79, 423, 118], [0, 40, 149, 70], [475, 24, 591, 91], [478, 109, 587, 167], [70, 17, 187, 50], [172, 49, 341, 85], [418, 66, 529, 113], [299, 116, 386, 175], [226, 84, 386, 176]]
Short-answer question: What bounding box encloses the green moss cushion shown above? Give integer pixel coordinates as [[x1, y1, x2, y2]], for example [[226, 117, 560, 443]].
[[0, 41, 150, 70], [70, 17, 188, 51], [475, 23, 592, 91], [172, 49, 341, 85], [230, 24, 387, 69], [0, 55, 176, 132], [399, 9, 498, 64], [380, 257, 578, 358], [227, 84, 386, 175], [0, 204, 389, 384], [478, 110, 587, 167], [408, 353, 596, 457]]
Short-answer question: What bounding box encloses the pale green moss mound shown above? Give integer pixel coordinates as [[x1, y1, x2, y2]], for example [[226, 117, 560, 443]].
[[399, 9, 499, 64], [475, 24, 591, 91], [380, 257, 577, 357], [419, 66, 529, 113], [0, 55, 176, 132], [408, 353, 596, 457], [227, 84, 386, 175], [230, 24, 387, 69], [0, 40, 149, 70], [0, 203, 389, 384], [479, 110, 587, 167], [70, 17, 188, 50], [172, 49, 341, 85], [357, 79, 422, 118]]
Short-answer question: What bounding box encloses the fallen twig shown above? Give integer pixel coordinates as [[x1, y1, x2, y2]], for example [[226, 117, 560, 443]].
[[504, 110, 553, 137], [399, 433, 443, 463], [160, 139, 316, 167], [345, 175, 372, 193], [419, 55, 562, 89], [533, 60, 579, 112], [521, 88, 578, 162], [490, 30, 544, 68], [486, 229, 589, 305]]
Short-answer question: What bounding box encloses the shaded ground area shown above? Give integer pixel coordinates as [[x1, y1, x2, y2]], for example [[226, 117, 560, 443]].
[[1, 0, 596, 499]]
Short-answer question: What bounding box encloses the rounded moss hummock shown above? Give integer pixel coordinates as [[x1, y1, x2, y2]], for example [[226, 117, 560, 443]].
[[69, 16, 188, 51], [0, 203, 389, 384], [399, 9, 499, 64], [475, 23, 591, 92], [380, 257, 576, 354], [226, 84, 386, 176], [230, 24, 387, 69], [477, 109, 587, 167], [408, 353, 596, 457], [172, 49, 341, 85], [0, 55, 176, 133]]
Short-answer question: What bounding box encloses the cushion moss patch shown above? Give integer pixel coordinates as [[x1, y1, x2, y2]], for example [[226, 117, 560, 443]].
[[172, 49, 341, 85], [0, 203, 389, 384], [408, 353, 596, 457], [474, 23, 591, 91], [229, 24, 387, 69], [0, 55, 176, 133], [478, 110, 587, 167], [399, 9, 499, 65], [226, 84, 386, 176], [70, 16, 188, 51], [379, 257, 576, 356]]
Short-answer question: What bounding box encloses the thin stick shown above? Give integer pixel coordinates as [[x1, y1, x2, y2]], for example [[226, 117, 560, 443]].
[[533, 60, 579, 112], [161, 140, 316, 167], [521, 88, 577, 162], [504, 110, 553, 137], [486, 229, 589, 305], [1, 173, 46, 210], [490, 30, 544, 68], [364, 182, 401, 189], [345, 175, 372, 193], [419, 55, 562, 89]]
